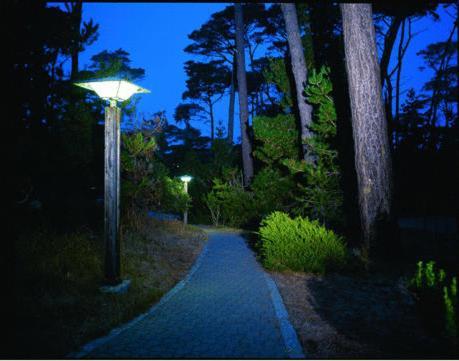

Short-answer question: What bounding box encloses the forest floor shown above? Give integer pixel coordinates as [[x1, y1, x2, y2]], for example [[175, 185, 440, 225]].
[[270, 270, 453, 358], [13, 213, 207, 357]]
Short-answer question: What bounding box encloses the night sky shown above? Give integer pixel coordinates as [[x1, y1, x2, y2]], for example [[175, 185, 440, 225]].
[[52, 3, 457, 139]]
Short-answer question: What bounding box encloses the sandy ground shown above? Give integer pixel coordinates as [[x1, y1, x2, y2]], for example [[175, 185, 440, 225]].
[[270, 271, 450, 358]]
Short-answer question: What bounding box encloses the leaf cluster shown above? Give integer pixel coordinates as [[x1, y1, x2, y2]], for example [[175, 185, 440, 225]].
[[121, 131, 189, 214], [252, 114, 299, 165], [283, 66, 343, 226]]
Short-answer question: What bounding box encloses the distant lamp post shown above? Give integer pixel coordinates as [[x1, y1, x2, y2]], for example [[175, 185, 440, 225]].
[[180, 175, 192, 225], [75, 78, 150, 291]]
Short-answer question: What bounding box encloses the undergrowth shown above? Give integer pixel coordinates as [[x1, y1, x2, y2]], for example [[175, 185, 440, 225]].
[[259, 211, 347, 274], [409, 260, 458, 351], [14, 211, 205, 357]]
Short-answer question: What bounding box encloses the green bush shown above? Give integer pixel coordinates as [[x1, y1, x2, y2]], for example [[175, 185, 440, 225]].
[[252, 114, 299, 166], [282, 66, 343, 227], [159, 176, 190, 214], [205, 171, 256, 228], [259, 211, 347, 273], [253, 66, 343, 228], [410, 260, 458, 343], [121, 131, 189, 215], [251, 168, 294, 218]]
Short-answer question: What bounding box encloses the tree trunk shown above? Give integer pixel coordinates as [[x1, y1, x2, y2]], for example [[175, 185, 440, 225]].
[[70, 0, 83, 80], [392, 19, 406, 148], [427, 22, 457, 150], [394, 19, 406, 125], [380, 15, 403, 90], [341, 3, 394, 260], [209, 99, 215, 141], [384, 76, 394, 143], [281, 3, 314, 162], [227, 56, 236, 144], [234, 3, 254, 186]]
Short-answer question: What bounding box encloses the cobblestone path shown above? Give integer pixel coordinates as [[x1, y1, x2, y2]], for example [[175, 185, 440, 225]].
[[76, 231, 303, 359]]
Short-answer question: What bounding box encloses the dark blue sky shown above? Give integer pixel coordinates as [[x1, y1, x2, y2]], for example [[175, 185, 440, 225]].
[[53, 3, 456, 139], [79, 3, 232, 137]]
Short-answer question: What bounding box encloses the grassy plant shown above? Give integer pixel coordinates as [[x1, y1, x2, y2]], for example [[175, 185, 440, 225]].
[[415, 260, 424, 288], [443, 286, 457, 340], [259, 211, 347, 274], [14, 212, 206, 357], [425, 260, 436, 288], [410, 260, 458, 347]]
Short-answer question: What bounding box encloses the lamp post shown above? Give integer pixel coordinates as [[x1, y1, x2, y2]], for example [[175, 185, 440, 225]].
[[75, 78, 149, 290], [180, 175, 192, 225]]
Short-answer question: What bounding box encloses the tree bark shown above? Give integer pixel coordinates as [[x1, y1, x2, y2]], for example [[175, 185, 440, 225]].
[[281, 3, 314, 162], [341, 3, 394, 259], [235, 3, 254, 186], [227, 55, 236, 144]]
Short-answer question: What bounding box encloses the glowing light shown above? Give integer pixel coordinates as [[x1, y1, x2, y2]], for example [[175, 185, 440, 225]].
[[180, 175, 192, 183], [75, 78, 150, 102]]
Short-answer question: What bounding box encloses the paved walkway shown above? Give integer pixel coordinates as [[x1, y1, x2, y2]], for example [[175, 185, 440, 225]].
[[73, 230, 304, 359]]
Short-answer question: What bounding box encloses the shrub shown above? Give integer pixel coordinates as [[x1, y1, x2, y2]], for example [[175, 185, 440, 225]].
[[121, 131, 189, 215], [282, 66, 343, 227], [205, 171, 256, 228], [121, 131, 158, 212], [251, 168, 294, 218], [409, 260, 458, 343], [252, 114, 299, 166], [259, 211, 347, 274], [253, 66, 343, 228], [158, 176, 190, 214]]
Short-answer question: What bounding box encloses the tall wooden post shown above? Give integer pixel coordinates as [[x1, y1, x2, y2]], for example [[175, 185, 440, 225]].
[[183, 181, 188, 225], [104, 105, 121, 285]]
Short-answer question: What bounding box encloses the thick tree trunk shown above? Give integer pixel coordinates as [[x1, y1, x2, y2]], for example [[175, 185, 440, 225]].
[[234, 3, 254, 186], [70, 0, 83, 80], [227, 56, 236, 144], [281, 3, 314, 162], [341, 3, 394, 259]]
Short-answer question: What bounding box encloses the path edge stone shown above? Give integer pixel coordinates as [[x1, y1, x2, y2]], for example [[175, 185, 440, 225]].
[[264, 272, 306, 359], [67, 243, 210, 359]]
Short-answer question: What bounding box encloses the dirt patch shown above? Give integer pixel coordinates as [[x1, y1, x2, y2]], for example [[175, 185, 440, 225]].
[[270, 271, 448, 358], [123, 218, 207, 292]]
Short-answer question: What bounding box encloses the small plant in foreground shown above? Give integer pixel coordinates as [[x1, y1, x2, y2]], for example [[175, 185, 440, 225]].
[[259, 211, 347, 274], [444, 284, 457, 340], [410, 260, 458, 345]]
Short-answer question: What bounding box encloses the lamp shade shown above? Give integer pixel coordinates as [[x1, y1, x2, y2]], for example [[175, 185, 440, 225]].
[[180, 175, 192, 183], [75, 78, 150, 102]]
